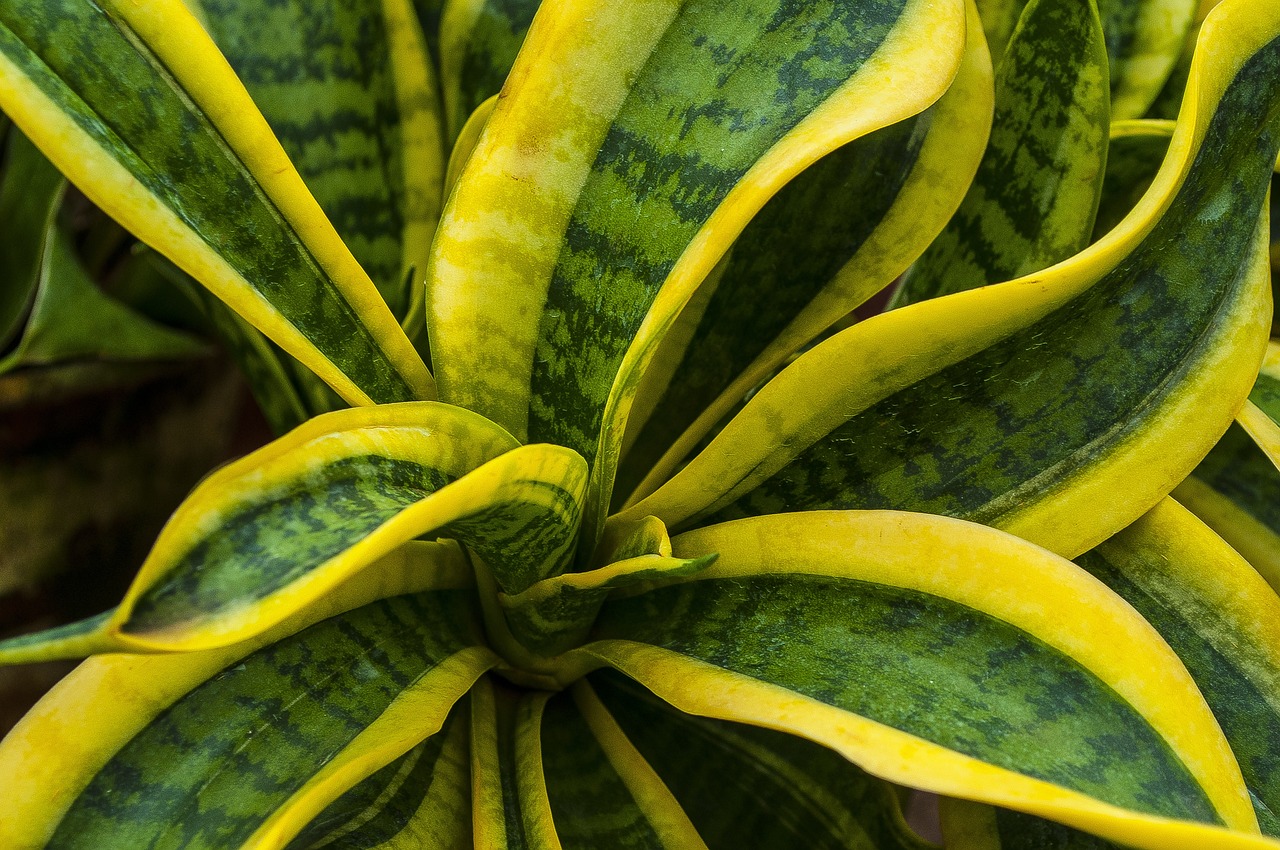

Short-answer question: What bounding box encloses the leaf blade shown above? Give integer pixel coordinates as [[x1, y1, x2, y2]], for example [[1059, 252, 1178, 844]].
[[0, 0, 434, 405]]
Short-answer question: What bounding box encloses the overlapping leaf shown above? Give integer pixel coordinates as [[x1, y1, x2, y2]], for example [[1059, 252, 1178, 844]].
[[0, 544, 494, 848], [592, 671, 935, 850], [976, 0, 1197, 118], [438, 0, 539, 142], [428, 0, 971, 545], [0, 403, 586, 658], [615, 0, 992, 507], [616, 0, 1280, 560], [941, 498, 1280, 847], [0, 0, 434, 405], [895, 0, 1109, 306], [576, 511, 1267, 848]]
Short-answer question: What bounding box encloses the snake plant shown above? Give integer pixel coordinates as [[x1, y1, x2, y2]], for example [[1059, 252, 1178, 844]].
[[3, 0, 1280, 846]]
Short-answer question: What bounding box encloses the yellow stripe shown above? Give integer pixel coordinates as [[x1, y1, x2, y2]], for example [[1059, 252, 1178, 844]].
[[654, 511, 1254, 830], [624, 0, 991, 506], [0, 540, 464, 848], [383, 0, 446, 361], [469, 677, 508, 848], [580, 642, 1274, 850], [106, 0, 435, 399], [514, 694, 565, 850], [1100, 498, 1280, 721], [572, 682, 710, 850], [444, 95, 497, 201], [1237, 398, 1280, 472], [1172, 478, 1280, 595], [246, 648, 497, 849]]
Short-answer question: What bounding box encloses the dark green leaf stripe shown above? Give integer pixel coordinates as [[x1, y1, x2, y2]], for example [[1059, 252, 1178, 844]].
[[283, 701, 471, 850], [615, 109, 932, 505], [1250, 371, 1280, 421], [440, 0, 539, 141], [591, 574, 1219, 822], [197, 0, 424, 318], [525, 0, 909, 466], [541, 690, 673, 849], [412, 0, 446, 77], [124, 455, 450, 634], [0, 127, 63, 351], [696, 30, 1280, 539], [46, 590, 483, 850], [592, 670, 934, 850], [1077, 513, 1280, 834], [1091, 125, 1171, 241], [0, 0, 422, 403], [977, 0, 1197, 118], [896, 0, 1109, 305], [449, 469, 587, 597]]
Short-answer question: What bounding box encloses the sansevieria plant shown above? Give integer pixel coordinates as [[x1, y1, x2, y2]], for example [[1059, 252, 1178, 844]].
[[4, 0, 1280, 846]]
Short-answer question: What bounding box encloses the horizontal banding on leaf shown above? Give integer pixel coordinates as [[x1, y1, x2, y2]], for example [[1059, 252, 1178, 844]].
[[618, 2, 1280, 559], [0, 560, 477, 848], [585, 510, 1256, 836], [619, 0, 993, 510]]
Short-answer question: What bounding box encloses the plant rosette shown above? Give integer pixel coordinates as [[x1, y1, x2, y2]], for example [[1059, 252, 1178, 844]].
[[3, 0, 1280, 848]]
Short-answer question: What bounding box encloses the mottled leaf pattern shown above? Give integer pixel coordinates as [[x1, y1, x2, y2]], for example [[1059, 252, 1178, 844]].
[[619, 14, 1280, 559], [0, 0, 434, 405], [896, 0, 1109, 305]]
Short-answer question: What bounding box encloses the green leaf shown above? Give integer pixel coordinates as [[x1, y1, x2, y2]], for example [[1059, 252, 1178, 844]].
[[540, 684, 707, 849], [428, 0, 970, 547], [977, 0, 1198, 119], [0, 229, 207, 375], [615, 2, 992, 507], [0, 0, 434, 405], [281, 700, 472, 850], [469, 677, 561, 850], [895, 0, 1110, 306], [947, 494, 1280, 849], [592, 670, 936, 850], [0, 554, 492, 848], [0, 127, 63, 351], [500, 515, 716, 656], [1077, 498, 1280, 835], [439, 0, 539, 141], [0, 404, 534, 658], [196, 0, 446, 325], [578, 511, 1263, 847], [616, 4, 1280, 559]]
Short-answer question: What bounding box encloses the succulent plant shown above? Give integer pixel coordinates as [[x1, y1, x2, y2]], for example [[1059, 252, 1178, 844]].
[[3, 0, 1280, 848]]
